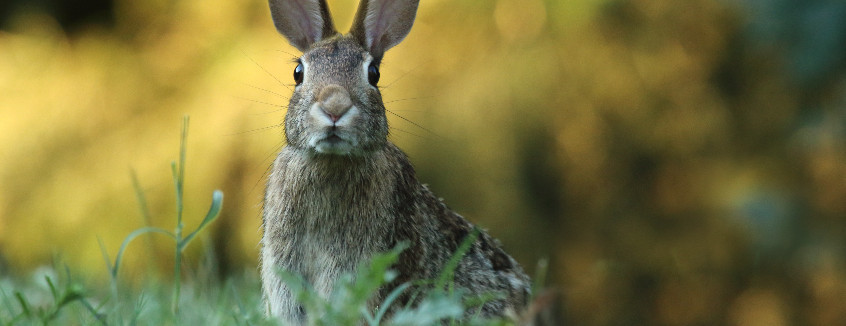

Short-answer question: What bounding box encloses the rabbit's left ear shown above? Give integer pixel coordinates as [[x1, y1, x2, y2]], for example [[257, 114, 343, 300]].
[[349, 0, 420, 60], [269, 0, 337, 51]]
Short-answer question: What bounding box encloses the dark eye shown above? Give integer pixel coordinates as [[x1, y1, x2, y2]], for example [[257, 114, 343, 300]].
[[367, 63, 380, 86], [293, 63, 304, 85]]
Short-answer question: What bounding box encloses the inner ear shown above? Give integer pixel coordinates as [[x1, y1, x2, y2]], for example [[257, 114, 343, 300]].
[[349, 0, 420, 58], [269, 0, 338, 51]]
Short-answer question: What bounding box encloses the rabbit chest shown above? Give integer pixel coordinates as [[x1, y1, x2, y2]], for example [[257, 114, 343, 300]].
[[262, 148, 400, 297]]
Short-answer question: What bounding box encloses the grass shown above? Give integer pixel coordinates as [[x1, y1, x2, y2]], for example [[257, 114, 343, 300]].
[[0, 118, 529, 325]]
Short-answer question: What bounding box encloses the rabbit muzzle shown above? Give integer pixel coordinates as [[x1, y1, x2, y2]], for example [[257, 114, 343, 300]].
[[317, 84, 352, 122], [307, 84, 361, 155]]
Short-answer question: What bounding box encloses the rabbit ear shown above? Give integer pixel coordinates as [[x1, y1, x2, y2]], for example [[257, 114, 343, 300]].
[[269, 0, 337, 51], [349, 0, 420, 59]]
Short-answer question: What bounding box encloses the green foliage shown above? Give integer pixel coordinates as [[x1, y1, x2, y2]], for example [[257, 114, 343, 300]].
[[0, 266, 103, 325], [273, 229, 517, 326], [0, 244, 517, 325]]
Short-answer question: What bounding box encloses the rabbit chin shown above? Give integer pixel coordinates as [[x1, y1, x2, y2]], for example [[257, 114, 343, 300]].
[[310, 134, 358, 155]]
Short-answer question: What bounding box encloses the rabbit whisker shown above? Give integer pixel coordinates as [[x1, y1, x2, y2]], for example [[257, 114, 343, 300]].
[[389, 127, 428, 140], [385, 108, 443, 139], [249, 108, 289, 116], [252, 141, 288, 195], [243, 83, 290, 99], [275, 49, 300, 59], [244, 52, 292, 92], [235, 96, 288, 108], [383, 96, 431, 105], [235, 96, 289, 112], [226, 122, 285, 136], [382, 59, 432, 89]]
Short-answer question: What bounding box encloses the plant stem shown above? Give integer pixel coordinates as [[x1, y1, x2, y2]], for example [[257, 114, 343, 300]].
[[171, 115, 189, 314]]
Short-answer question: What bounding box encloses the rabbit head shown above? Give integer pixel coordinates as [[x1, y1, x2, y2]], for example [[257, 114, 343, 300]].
[[269, 0, 420, 156]]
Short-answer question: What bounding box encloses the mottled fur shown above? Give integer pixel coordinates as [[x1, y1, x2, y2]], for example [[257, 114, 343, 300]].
[[261, 0, 530, 323]]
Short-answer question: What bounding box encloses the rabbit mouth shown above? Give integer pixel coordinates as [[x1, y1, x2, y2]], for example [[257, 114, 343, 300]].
[[312, 132, 357, 155]]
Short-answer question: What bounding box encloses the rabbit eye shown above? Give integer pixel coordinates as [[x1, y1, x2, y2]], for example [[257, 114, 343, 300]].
[[293, 63, 304, 85], [367, 63, 380, 86]]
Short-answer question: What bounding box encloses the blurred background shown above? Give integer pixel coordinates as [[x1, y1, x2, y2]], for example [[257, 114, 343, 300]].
[[1, 0, 845, 324]]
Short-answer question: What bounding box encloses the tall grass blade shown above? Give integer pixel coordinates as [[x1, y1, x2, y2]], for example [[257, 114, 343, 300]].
[[14, 292, 31, 317], [175, 115, 189, 228], [171, 115, 189, 314], [131, 168, 159, 269], [0, 286, 17, 320], [45, 276, 58, 301], [96, 237, 114, 276], [112, 227, 175, 280], [435, 228, 480, 290], [130, 169, 153, 227], [77, 298, 107, 325], [178, 190, 224, 251], [275, 269, 319, 310], [532, 258, 548, 298], [371, 282, 411, 325]]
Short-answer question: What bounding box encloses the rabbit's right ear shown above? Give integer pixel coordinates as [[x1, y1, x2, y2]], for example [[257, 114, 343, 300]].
[[349, 0, 420, 60], [268, 0, 337, 51]]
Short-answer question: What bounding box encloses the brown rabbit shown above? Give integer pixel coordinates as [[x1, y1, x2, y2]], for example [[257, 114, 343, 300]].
[[260, 0, 531, 323]]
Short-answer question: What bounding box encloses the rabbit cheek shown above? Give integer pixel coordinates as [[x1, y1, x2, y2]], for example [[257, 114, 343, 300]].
[[283, 94, 313, 149]]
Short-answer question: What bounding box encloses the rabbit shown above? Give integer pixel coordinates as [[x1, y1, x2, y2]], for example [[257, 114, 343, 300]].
[[260, 0, 531, 323]]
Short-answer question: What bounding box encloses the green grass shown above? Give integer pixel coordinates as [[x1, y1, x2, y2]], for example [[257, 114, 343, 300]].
[[0, 118, 528, 325]]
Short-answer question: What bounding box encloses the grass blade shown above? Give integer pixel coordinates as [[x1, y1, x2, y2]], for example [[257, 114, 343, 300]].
[[77, 297, 107, 325], [372, 282, 411, 324], [112, 227, 175, 279], [178, 190, 224, 252], [532, 258, 548, 298], [130, 169, 152, 227], [14, 292, 31, 317], [45, 276, 58, 301], [435, 228, 480, 290], [171, 115, 189, 314], [174, 116, 188, 229], [96, 237, 114, 275], [0, 286, 17, 319]]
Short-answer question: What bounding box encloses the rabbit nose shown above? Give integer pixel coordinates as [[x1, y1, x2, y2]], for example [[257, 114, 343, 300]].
[[317, 85, 352, 123]]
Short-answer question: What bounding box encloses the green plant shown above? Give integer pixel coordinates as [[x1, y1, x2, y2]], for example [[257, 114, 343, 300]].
[[0, 266, 104, 325], [98, 115, 224, 313], [274, 227, 519, 326], [0, 116, 228, 325]]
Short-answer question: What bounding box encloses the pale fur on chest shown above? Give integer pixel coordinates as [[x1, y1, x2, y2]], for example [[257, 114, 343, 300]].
[[261, 147, 398, 301]]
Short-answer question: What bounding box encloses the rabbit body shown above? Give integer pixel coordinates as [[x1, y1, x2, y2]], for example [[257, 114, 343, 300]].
[[260, 1, 530, 323], [262, 140, 530, 322]]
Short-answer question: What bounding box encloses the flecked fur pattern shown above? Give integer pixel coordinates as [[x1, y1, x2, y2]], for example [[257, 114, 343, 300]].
[[261, 0, 531, 323]]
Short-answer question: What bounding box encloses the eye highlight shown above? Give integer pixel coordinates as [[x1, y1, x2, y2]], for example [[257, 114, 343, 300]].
[[367, 63, 380, 86], [293, 62, 304, 85]]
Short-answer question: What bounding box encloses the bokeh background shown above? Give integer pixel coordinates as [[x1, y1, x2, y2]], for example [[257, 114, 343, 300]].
[[1, 0, 846, 324]]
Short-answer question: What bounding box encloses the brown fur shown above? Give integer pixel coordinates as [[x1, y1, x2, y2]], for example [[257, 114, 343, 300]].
[[261, 1, 531, 323]]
